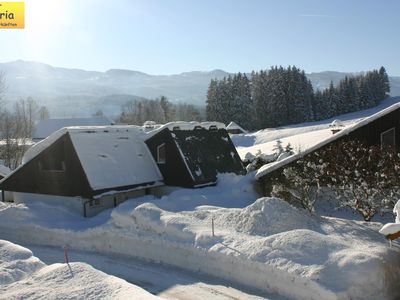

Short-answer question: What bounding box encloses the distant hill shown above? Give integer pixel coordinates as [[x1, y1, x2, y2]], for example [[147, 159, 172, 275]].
[[0, 60, 398, 117]]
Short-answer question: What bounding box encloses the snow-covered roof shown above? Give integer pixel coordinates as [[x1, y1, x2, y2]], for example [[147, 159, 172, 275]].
[[33, 117, 114, 140], [160, 121, 225, 131], [226, 121, 247, 133], [145, 121, 226, 138], [0, 165, 11, 177], [255, 103, 400, 180], [22, 125, 163, 192], [0, 139, 34, 146]]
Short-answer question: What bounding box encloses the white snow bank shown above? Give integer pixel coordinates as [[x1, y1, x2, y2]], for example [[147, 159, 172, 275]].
[[380, 223, 400, 235], [379, 200, 400, 236], [0, 240, 161, 300], [113, 202, 196, 243], [1, 174, 400, 300], [119, 173, 258, 213], [0, 240, 44, 285], [212, 197, 319, 236]]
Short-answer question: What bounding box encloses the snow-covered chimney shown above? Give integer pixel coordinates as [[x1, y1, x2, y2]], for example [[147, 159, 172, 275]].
[[329, 119, 344, 134]]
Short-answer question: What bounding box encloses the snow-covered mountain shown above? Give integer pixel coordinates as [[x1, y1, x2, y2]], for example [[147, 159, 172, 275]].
[[0, 60, 229, 103], [1, 60, 399, 117]]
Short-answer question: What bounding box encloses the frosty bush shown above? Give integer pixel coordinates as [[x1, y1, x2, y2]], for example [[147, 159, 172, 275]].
[[245, 142, 294, 172], [271, 162, 322, 213], [272, 140, 400, 220]]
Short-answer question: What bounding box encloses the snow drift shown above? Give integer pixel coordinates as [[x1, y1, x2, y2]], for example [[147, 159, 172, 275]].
[[1, 174, 400, 299], [0, 240, 161, 300]]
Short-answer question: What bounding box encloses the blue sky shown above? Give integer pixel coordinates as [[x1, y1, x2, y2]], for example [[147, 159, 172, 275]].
[[1, 0, 399, 75]]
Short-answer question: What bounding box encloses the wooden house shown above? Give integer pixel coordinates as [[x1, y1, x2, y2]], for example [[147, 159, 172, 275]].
[[0, 122, 245, 216], [226, 121, 247, 134], [145, 122, 245, 188], [255, 103, 400, 194], [0, 126, 163, 217]]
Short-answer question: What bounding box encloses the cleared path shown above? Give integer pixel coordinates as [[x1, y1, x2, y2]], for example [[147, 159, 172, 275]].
[[27, 244, 283, 300]]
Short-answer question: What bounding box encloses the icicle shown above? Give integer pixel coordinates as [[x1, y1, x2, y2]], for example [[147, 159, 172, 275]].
[[390, 239, 392, 248]]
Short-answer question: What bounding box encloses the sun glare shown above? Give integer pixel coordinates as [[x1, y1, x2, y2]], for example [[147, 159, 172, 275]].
[[24, 0, 68, 52]]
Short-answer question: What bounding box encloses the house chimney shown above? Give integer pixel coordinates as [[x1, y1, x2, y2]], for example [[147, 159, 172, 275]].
[[329, 119, 344, 134]]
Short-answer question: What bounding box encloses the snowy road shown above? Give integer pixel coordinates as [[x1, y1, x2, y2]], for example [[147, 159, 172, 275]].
[[26, 244, 279, 300]]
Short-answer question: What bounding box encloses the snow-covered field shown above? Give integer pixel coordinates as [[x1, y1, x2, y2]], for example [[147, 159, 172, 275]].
[[1, 173, 400, 299]]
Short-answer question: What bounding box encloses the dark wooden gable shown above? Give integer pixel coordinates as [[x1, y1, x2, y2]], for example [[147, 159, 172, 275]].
[[0, 132, 92, 198], [172, 128, 245, 185], [145, 128, 193, 187], [345, 108, 400, 146], [145, 127, 245, 187]]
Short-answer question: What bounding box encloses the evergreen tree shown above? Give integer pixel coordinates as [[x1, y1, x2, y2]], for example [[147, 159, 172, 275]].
[[230, 73, 252, 130], [379, 66, 390, 100], [206, 79, 218, 121]]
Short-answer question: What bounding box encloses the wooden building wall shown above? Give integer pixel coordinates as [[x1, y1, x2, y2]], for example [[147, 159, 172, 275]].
[[146, 128, 245, 188], [145, 128, 194, 187], [0, 133, 92, 198], [345, 109, 400, 145]]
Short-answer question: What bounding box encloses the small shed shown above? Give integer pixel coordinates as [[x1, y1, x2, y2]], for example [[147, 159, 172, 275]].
[[145, 122, 245, 187], [0, 126, 163, 217], [226, 121, 247, 134]]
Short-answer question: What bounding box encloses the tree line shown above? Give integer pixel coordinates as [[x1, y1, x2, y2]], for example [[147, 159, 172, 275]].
[[118, 96, 205, 125], [206, 66, 390, 130]]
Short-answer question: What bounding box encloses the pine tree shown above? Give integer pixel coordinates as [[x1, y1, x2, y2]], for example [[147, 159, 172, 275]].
[[379, 66, 390, 100], [230, 73, 252, 130], [273, 139, 284, 155], [206, 79, 218, 121]]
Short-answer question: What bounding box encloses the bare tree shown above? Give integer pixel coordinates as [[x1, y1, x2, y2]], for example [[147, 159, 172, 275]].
[[0, 95, 40, 169], [38, 106, 50, 120], [0, 71, 5, 102]]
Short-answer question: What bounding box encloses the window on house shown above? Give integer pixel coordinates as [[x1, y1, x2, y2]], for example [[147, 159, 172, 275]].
[[39, 158, 66, 172], [89, 199, 101, 207], [157, 143, 166, 164], [381, 127, 395, 147], [38, 140, 66, 172]]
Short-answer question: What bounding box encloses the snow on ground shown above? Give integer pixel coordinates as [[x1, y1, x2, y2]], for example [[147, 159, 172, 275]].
[[380, 200, 400, 236], [26, 244, 269, 300], [236, 128, 333, 161], [232, 96, 400, 158], [1, 173, 400, 300], [0, 240, 161, 300], [0, 165, 10, 178]]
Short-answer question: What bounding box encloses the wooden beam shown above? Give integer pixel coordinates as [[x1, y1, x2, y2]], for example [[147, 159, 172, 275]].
[[386, 231, 400, 241]]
